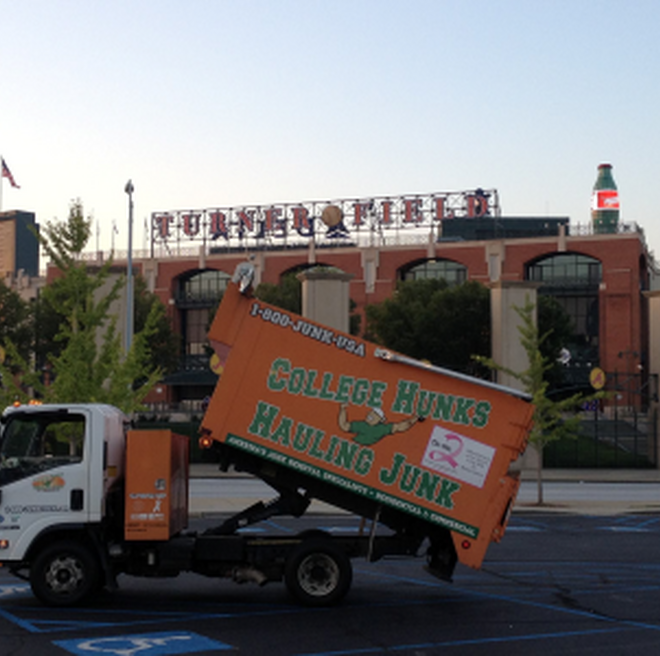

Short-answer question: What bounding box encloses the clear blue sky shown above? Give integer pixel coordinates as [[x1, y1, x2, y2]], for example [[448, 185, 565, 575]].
[[1, 1, 659, 257]]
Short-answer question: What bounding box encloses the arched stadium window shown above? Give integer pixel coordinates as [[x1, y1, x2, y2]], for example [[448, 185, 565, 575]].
[[179, 269, 231, 304], [400, 259, 467, 285], [526, 252, 602, 375], [175, 269, 231, 361], [527, 253, 602, 287]]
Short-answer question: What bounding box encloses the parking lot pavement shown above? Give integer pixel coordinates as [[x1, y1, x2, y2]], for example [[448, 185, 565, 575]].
[[2, 514, 660, 656]]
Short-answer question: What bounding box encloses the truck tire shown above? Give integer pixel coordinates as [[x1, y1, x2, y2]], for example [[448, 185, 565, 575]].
[[284, 539, 352, 607], [30, 540, 100, 607]]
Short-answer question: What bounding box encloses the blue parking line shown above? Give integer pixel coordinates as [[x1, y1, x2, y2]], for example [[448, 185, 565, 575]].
[[354, 567, 660, 631], [295, 626, 630, 656], [599, 526, 649, 532], [0, 599, 313, 634], [634, 516, 660, 529], [505, 526, 542, 532], [0, 607, 43, 633]]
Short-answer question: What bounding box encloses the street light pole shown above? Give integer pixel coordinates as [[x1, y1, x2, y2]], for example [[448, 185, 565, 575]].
[[125, 179, 134, 353]]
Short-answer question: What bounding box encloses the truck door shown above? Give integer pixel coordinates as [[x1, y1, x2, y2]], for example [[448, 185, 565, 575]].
[[0, 409, 92, 559]]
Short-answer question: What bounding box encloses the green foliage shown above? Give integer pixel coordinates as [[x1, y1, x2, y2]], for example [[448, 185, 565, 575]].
[[0, 199, 161, 415], [134, 276, 180, 375], [474, 297, 605, 504], [255, 271, 302, 313], [0, 340, 42, 410], [0, 281, 32, 363], [476, 298, 601, 450], [349, 298, 361, 336], [365, 279, 491, 375], [537, 294, 576, 391]]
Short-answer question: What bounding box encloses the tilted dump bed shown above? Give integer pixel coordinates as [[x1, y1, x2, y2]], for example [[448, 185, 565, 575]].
[[202, 280, 534, 570]]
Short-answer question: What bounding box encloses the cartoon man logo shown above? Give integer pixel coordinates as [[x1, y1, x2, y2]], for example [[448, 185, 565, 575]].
[[338, 402, 419, 446]]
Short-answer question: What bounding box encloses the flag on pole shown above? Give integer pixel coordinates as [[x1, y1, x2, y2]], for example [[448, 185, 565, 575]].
[[1, 158, 20, 188]]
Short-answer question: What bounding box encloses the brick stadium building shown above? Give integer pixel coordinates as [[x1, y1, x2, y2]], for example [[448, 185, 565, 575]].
[[3, 189, 659, 466], [119, 189, 655, 411], [2, 189, 655, 411]]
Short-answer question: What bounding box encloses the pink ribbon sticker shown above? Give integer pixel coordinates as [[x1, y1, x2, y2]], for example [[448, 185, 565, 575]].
[[434, 432, 464, 468]]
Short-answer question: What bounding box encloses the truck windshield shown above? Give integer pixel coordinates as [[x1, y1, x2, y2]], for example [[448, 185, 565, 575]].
[[0, 413, 85, 486]]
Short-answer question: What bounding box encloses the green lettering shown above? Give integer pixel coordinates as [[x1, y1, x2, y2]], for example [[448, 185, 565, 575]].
[[354, 448, 374, 476], [334, 439, 358, 471], [287, 367, 305, 394], [267, 358, 290, 391], [415, 471, 441, 502], [351, 378, 370, 405], [433, 394, 455, 421], [319, 372, 336, 400], [308, 430, 326, 459], [392, 380, 419, 414], [302, 370, 320, 398], [379, 452, 405, 486], [367, 380, 388, 409], [335, 375, 354, 404], [270, 416, 293, 445], [400, 464, 421, 492], [324, 435, 341, 462], [248, 401, 280, 438], [453, 398, 475, 425], [435, 479, 461, 509], [472, 400, 491, 428], [417, 390, 437, 418], [293, 424, 314, 452]]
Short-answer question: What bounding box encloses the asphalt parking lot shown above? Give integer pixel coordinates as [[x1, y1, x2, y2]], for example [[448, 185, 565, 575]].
[[0, 512, 659, 655]]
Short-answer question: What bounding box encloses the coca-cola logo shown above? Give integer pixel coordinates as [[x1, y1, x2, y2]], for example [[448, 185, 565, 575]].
[[592, 189, 620, 211]]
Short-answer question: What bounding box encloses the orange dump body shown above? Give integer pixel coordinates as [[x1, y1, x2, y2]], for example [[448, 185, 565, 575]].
[[124, 430, 189, 541], [202, 283, 534, 569]]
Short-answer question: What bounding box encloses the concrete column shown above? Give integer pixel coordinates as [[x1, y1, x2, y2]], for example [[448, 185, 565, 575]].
[[489, 280, 540, 390], [489, 280, 541, 470], [485, 241, 505, 282], [142, 259, 158, 293], [297, 267, 354, 333], [557, 223, 567, 252], [252, 252, 265, 287], [360, 248, 380, 295]]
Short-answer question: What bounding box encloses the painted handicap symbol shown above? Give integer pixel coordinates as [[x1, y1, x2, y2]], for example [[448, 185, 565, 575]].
[[77, 636, 189, 656], [54, 631, 232, 655]]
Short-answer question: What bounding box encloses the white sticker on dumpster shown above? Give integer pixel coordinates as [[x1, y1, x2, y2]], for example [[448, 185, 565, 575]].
[[422, 426, 495, 488]]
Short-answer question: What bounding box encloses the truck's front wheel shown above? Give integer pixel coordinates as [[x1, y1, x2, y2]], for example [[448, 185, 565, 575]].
[[30, 540, 100, 607], [284, 539, 352, 607]]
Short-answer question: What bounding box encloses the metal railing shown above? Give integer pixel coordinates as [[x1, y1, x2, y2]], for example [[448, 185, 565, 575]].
[[76, 221, 646, 266]]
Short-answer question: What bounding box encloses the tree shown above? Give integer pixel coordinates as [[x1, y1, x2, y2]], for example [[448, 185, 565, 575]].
[[30, 273, 178, 379], [365, 279, 491, 376], [254, 271, 302, 313], [475, 298, 604, 505], [537, 294, 577, 393], [0, 200, 162, 414], [134, 275, 180, 376], [0, 281, 32, 362]]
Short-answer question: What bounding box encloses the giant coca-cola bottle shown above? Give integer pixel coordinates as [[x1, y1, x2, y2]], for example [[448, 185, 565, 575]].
[[591, 163, 619, 234]]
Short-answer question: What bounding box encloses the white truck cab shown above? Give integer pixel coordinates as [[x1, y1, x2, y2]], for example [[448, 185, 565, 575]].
[[0, 404, 127, 562]]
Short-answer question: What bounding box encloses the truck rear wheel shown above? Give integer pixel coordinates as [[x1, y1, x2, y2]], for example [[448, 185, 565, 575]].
[[284, 539, 352, 607], [30, 540, 100, 607]]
